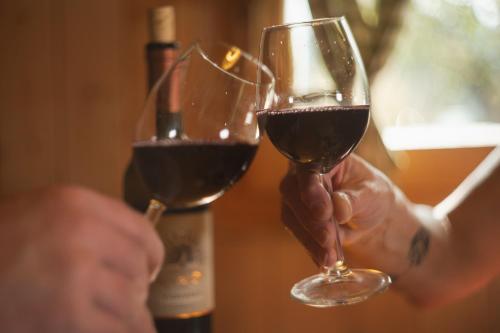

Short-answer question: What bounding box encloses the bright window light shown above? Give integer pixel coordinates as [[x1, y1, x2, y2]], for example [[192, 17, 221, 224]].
[[371, 0, 500, 150]]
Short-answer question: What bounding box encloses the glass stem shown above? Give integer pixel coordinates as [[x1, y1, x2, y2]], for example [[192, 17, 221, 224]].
[[320, 173, 348, 276], [145, 199, 166, 226]]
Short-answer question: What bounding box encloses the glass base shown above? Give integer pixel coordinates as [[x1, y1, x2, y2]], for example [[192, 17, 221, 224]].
[[290, 268, 392, 307]]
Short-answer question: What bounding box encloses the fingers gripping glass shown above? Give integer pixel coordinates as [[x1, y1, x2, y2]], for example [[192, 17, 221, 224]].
[[258, 18, 391, 306], [133, 42, 274, 224]]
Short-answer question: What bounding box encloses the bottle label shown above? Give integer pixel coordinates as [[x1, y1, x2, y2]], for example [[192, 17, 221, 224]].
[[148, 210, 214, 318]]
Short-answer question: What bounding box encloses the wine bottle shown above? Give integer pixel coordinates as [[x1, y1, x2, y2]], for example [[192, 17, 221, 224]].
[[123, 6, 214, 333]]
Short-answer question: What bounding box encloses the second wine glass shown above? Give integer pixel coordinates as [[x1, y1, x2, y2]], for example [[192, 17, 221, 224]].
[[258, 17, 391, 306], [134, 42, 274, 223]]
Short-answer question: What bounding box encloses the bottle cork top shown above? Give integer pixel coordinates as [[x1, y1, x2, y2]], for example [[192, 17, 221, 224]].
[[148, 6, 176, 43]]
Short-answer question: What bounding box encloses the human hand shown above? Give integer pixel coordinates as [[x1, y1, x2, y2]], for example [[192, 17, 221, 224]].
[[280, 154, 417, 272], [0, 186, 164, 333]]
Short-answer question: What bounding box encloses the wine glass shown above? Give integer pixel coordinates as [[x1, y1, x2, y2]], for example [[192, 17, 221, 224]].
[[134, 42, 274, 224], [258, 17, 391, 306]]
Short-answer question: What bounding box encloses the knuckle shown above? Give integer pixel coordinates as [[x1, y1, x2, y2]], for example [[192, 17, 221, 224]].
[[40, 186, 97, 224]]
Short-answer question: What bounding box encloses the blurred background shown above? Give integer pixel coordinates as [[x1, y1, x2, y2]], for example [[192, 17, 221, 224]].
[[0, 0, 498, 332]]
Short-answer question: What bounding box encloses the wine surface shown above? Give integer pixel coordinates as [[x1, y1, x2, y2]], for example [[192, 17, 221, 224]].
[[265, 105, 369, 172], [133, 140, 258, 207]]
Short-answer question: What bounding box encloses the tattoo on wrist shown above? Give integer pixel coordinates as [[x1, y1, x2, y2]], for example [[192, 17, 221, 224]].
[[408, 227, 430, 266]]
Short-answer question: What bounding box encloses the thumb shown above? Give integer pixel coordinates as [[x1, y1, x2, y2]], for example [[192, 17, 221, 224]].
[[332, 191, 353, 224]]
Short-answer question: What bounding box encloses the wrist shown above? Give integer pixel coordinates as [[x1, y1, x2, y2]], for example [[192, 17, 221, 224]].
[[389, 204, 452, 306], [345, 187, 421, 274], [377, 190, 424, 275]]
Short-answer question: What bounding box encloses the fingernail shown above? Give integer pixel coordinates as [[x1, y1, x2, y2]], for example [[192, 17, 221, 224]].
[[150, 266, 161, 283], [335, 192, 352, 223], [338, 192, 351, 204]]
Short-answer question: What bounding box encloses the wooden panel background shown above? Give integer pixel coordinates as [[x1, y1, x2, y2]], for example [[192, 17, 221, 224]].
[[0, 0, 253, 197], [0, 0, 498, 332]]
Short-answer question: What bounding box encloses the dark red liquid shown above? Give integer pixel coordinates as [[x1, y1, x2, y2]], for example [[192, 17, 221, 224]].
[[256, 110, 268, 134], [133, 140, 258, 208], [265, 106, 369, 173]]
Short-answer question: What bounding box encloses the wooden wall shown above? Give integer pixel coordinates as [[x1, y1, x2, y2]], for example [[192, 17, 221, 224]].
[[0, 0, 255, 198], [0, 1, 498, 332]]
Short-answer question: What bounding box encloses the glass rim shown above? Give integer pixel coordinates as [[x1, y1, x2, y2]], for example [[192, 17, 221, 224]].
[[184, 42, 274, 87], [263, 16, 346, 32]]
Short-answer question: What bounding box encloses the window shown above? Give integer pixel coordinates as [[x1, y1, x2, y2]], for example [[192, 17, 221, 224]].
[[372, 0, 500, 150], [283, 0, 500, 150]]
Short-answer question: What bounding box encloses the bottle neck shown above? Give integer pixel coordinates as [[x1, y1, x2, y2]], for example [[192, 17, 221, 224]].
[[145, 41, 183, 140], [146, 42, 179, 89]]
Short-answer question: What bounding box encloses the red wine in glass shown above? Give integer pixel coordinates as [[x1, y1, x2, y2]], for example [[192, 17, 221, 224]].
[[265, 105, 369, 173], [133, 139, 258, 208]]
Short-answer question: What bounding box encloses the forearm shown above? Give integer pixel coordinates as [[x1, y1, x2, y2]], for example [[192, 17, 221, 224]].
[[345, 189, 451, 306], [389, 148, 500, 306], [389, 204, 454, 307], [346, 180, 490, 306], [429, 148, 500, 303]]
